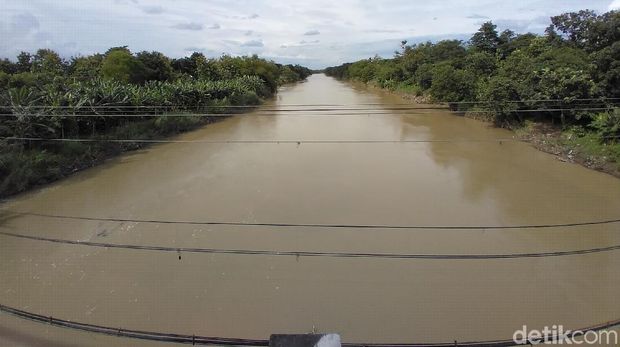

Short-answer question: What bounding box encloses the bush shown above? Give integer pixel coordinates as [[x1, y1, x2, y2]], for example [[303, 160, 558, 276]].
[[101, 50, 145, 84], [429, 65, 476, 104], [590, 109, 620, 139], [478, 76, 522, 124]]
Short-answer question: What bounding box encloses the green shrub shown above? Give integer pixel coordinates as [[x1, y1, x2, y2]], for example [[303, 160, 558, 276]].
[[590, 109, 620, 139]]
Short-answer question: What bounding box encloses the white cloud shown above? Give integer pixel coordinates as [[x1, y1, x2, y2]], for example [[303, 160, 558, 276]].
[[0, 0, 614, 68], [10, 13, 40, 34], [172, 22, 203, 31], [141, 6, 165, 15], [240, 39, 264, 47], [609, 0, 620, 10], [466, 14, 489, 19], [114, 0, 138, 4]]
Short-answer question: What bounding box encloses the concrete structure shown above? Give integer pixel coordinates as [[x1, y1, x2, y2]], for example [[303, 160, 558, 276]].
[[269, 334, 341, 347]]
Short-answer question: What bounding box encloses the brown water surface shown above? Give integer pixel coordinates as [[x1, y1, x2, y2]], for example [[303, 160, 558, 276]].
[[1, 74, 619, 346]]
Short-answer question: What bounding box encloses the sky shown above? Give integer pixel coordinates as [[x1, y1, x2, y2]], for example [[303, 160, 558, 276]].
[[1, 0, 619, 69]]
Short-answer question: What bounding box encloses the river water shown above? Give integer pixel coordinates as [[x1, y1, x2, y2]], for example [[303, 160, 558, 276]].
[[1, 74, 619, 346]]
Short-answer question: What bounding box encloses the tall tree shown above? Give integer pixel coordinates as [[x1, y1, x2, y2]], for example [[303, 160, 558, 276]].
[[470, 21, 500, 54], [136, 51, 173, 82], [31, 49, 65, 75], [0, 58, 17, 74], [172, 52, 207, 77], [70, 54, 104, 80], [16, 52, 32, 73], [100, 49, 145, 84], [547, 10, 599, 50]]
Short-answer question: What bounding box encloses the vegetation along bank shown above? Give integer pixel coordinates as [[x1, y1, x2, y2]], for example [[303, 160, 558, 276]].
[[0, 48, 312, 198], [325, 9, 620, 177]]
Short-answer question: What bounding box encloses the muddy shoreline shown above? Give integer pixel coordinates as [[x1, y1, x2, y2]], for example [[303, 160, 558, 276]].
[[368, 83, 620, 179]]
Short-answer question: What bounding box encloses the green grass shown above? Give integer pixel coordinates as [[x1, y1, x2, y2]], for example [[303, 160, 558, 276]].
[[513, 122, 620, 173], [561, 128, 620, 169], [392, 82, 423, 96]]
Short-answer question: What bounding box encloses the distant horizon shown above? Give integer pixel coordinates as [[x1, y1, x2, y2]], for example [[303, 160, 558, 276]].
[[1, 0, 619, 69], [0, 32, 473, 70]]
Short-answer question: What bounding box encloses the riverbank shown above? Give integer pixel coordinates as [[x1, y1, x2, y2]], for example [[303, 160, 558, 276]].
[[0, 50, 314, 198], [324, 9, 620, 179], [1, 113, 225, 198], [511, 121, 620, 178], [364, 82, 620, 178], [0, 82, 304, 199], [365, 81, 432, 104]]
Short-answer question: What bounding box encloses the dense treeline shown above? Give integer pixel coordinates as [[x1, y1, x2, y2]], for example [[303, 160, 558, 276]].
[[0, 48, 311, 197], [325, 10, 619, 139]]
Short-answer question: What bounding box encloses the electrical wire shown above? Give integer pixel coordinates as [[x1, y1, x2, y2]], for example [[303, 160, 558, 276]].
[[0, 107, 616, 117], [0, 107, 454, 113], [3, 210, 620, 230], [1, 229, 619, 259], [0, 303, 619, 346], [0, 111, 450, 118], [3, 135, 619, 144], [0, 97, 618, 108], [0, 303, 268, 346], [0, 137, 524, 144]]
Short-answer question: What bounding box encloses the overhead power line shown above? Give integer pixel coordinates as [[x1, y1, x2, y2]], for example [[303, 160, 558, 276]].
[[1, 229, 619, 259], [0, 107, 453, 113], [440, 97, 620, 104], [0, 107, 617, 118], [0, 303, 619, 347], [0, 303, 267, 346], [0, 112, 449, 118], [3, 136, 618, 144], [0, 97, 618, 109], [0, 137, 524, 144], [4, 210, 620, 230]]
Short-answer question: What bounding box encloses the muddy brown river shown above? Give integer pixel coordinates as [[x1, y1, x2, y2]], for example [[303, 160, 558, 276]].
[[1, 74, 619, 346]]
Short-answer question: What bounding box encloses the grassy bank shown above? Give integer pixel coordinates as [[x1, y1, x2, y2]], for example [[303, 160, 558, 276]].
[[512, 121, 620, 177], [0, 82, 298, 198], [0, 50, 312, 198], [1, 114, 219, 197], [400, 85, 620, 176], [356, 81, 620, 177], [462, 107, 620, 176]]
